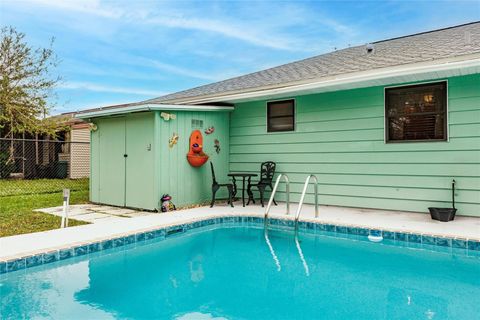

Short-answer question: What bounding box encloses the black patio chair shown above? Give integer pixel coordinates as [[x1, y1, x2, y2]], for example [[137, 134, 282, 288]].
[[247, 161, 277, 207], [210, 162, 234, 208]]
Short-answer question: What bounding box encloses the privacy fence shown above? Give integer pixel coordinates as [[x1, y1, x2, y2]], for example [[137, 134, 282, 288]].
[[0, 138, 90, 197]]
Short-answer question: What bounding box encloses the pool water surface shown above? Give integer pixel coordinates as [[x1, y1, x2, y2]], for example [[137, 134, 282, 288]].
[[1, 224, 479, 319]]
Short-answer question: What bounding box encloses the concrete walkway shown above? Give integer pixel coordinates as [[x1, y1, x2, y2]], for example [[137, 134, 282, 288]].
[[36, 204, 155, 223], [1, 202, 479, 261]]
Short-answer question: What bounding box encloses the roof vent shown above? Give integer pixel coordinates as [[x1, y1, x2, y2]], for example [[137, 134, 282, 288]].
[[366, 43, 375, 53]]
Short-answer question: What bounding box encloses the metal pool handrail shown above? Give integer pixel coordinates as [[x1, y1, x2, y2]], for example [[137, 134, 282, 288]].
[[294, 175, 319, 232], [264, 174, 290, 226]]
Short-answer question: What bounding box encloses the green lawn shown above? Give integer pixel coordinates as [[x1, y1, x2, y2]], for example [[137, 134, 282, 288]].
[[0, 178, 89, 196], [0, 179, 90, 237]]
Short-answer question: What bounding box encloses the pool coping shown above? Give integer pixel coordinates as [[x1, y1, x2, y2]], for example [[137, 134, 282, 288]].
[[1, 214, 479, 274]]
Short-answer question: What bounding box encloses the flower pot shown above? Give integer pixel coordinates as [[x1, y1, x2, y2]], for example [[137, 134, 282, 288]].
[[428, 207, 457, 222], [429, 179, 457, 222], [187, 154, 209, 167], [186, 130, 209, 167]]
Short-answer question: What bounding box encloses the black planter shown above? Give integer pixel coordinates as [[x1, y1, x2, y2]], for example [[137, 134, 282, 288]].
[[429, 207, 457, 222], [429, 179, 457, 222]]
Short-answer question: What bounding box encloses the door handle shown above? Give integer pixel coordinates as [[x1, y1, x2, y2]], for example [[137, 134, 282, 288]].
[[124, 154, 128, 158]]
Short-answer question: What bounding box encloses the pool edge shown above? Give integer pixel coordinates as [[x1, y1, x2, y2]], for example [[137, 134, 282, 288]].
[[1, 215, 479, 274]]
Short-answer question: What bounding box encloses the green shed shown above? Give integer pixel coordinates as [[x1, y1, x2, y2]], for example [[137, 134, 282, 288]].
[[78, 104, 232, 211]]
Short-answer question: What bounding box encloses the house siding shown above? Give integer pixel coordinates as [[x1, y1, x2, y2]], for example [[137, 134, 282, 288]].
[[70, 127, 90, 179], [229, 74, 480, 217]]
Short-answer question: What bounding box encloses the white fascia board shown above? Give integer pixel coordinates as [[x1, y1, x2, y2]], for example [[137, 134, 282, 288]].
[[174, 56, 480, 104], [149, 104, 234, 111], [76, 104, 234, 119]]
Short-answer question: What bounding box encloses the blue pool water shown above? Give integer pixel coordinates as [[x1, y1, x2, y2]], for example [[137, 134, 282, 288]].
[[1, 224, 479, 319]]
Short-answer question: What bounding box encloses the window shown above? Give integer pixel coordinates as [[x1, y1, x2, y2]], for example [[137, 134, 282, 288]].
[[267, 99, 295, 132], [385, 82, 447, 142]]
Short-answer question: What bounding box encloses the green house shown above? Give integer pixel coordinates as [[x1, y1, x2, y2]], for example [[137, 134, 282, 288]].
[[78, 22, 480, 217]]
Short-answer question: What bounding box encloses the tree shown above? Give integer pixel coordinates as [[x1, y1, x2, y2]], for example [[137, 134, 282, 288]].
[[0, 26, 62, 139]]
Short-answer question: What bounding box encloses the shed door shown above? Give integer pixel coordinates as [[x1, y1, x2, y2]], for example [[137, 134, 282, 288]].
[[125, 113, 155, 209], [98, 117, 126, 206]]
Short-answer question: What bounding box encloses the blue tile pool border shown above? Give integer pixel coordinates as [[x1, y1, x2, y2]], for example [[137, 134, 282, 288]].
[[1, 215, 479, 274]]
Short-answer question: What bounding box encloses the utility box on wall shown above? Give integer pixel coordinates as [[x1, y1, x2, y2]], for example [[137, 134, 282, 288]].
[[82, 105, 232, 211]]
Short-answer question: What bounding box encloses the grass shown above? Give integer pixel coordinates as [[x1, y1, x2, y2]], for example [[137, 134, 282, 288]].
[[0, 179, 90, 238], [0, 178, 89, 196]]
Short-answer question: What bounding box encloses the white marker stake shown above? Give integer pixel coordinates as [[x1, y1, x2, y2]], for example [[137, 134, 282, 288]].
[[61, 189, 70, 228]]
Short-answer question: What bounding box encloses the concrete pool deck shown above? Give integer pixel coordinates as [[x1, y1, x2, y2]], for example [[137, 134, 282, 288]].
[[1, 202, 479, 261], [35, 204, 155, 223]]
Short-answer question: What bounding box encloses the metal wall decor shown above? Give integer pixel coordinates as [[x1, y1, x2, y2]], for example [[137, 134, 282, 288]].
[[205, 126, 215, 134], [161, 112, 176, 121], [169, 133, 179, 148], [214, 139, 221, 154]]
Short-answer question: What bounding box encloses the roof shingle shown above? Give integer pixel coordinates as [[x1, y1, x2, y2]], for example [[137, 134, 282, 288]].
[[147, 22, 480, 104]]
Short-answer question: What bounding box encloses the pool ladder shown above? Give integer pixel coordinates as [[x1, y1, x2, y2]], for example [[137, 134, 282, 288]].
[[264, 174, 317, 276], [264, 174, 319, 232], [264, 174, 290, 228], [294, 175, 319, 232]]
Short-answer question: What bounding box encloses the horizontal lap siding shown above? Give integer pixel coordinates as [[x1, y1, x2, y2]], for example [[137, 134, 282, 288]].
[[229, 74, 480, 217], [70, 128, 90, 179]]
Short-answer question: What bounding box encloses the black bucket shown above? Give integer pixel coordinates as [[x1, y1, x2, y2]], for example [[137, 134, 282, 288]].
[[429, 179, 456, 222], [428, 207, 457, 222]]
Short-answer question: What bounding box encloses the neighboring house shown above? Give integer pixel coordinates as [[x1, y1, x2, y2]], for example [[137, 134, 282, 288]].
[[78, 22, 480, 216], [0, 114, 90, 180], [59, 113, 91, 179]]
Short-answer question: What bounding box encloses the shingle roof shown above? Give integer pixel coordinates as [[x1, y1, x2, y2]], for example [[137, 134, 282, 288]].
[[146, 22, 480, 104]]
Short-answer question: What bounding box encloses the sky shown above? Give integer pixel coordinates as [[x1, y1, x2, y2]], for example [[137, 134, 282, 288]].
[[1, 0, 479, 115]]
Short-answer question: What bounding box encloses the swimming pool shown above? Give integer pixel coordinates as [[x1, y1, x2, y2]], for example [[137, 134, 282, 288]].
[[1, 221, 479, 319]]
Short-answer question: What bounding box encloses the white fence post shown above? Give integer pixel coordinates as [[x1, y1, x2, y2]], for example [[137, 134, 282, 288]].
[[61, 189, 70, 228]]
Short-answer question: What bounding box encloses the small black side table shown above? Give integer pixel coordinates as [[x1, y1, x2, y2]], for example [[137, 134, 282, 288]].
[[227, 173, 258, 207]]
